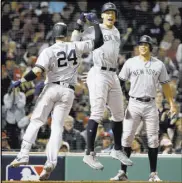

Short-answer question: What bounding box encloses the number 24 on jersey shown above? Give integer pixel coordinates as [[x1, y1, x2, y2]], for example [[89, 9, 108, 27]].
[[57, 49, 78, 67]]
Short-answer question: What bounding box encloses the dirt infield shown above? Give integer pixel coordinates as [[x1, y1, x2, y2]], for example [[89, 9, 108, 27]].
[[2, 181, 181, 183]]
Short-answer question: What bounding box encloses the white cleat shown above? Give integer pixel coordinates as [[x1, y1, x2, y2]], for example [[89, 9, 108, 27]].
[[9, 153, 29, 167], [149, 172, 162, 182], [110, 170, 128, 181], [83, 152, 104, 170], [110, 149, 133, 166], [39, 162, 55, 180]]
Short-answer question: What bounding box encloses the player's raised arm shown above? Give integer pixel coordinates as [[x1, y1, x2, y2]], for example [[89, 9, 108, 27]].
[[71, 12, 99, 41], [75, 23, 104, 55]]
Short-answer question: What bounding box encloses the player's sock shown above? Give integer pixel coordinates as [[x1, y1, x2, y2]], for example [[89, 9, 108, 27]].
[[111, 121, 122, 150], [86, 119, 98, 155], [121, 147, 132, 173], [148, 147, 158, 172], [20, 140, 32, 155]]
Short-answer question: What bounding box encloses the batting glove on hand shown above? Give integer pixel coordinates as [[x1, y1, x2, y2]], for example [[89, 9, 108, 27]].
[[10, 80, 21, 89], [77, 12, 86, 26], [84, 13, 99, 24]]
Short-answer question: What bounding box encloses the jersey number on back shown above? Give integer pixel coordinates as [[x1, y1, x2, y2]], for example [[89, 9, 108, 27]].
[[57, 49, 77, 67]]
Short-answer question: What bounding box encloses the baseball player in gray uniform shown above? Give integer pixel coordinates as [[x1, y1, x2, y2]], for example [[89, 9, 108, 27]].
[[9, 22, 104, 180], [110, 35, 177, 181], [71, 2, 133, 170]]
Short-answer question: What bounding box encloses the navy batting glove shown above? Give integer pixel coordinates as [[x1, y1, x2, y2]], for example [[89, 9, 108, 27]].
[[10, 80, 21, 89], [84, 13, 99, 24], [77, 12, 86, 26], [79, 12, 86, 22]]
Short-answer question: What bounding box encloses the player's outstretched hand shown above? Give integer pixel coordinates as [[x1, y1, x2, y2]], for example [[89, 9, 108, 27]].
[[10, 80, 21, 89]]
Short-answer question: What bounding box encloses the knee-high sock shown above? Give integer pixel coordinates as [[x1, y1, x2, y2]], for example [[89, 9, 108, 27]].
[[111, 121, 122, 150], [86, 119, 98, 154], [148, 147, 158, 172], [121, 147, 132, 173]]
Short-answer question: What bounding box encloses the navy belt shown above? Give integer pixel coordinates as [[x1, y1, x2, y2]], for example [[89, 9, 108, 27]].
[[131, 96, 155, 102], [101, 66, 116, 72], [53, 82, 75, 91]]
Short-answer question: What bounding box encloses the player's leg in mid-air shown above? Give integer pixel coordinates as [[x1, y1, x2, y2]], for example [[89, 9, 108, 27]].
[[39, 87, 75, 180], [107, 76, 133, 166], [10, 85, 56, 167], [83, 68, 108, 170]]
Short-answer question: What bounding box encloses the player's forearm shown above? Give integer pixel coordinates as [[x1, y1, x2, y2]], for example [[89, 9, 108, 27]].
[[20, 66, 43, 83], [162, 83, 175, 106], [71, 30, 82, 41]]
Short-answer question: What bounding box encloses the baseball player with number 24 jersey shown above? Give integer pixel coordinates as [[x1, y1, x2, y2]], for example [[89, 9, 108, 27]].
[[9, 22, 104, 180]]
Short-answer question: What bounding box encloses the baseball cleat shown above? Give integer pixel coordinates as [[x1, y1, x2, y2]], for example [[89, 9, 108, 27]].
[[110, 170, 128, 181], [83, 152, 104, 170], [9, 153, 29, 167], [149, 172, 162, 182], [110, 149, 133, 166], [39, 162, 55, 180]]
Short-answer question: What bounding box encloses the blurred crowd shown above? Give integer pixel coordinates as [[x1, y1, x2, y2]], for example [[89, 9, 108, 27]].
[[1, 1, 182, 154]]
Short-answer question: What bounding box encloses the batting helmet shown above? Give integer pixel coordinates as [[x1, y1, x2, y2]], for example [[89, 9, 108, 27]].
[[52, 22, 67, 39], [101, 2, 117, 14], [138, 35, 153, 51]]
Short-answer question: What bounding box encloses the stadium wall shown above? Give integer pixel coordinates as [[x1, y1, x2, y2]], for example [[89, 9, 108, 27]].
[[2, 153, 182, 181]]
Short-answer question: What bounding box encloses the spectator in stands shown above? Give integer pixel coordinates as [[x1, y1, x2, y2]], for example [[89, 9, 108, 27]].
[[171, 14, 182, 41], [22, 13, 39, 44], [2, 2, 12, 32], [8, 16, 23, 43], [3, 87, 26, 149], [2, 131, 11, 151], [167, 39, 181, 69], [39, 2, 53, 35], [131, 136, 144, 154], [63, 115, 86, 152], [153, 1, 169, 21], [162, 21, 171, 35], [145, 14, 163, 44], [59, 141, 70, 153], [165, 5, 180, 26], [100, 132, 113, 153], [159, 134, 173, 154], [173, 117, 182, 153], [74, 108, 85, 132], [157, 46, 178, 79], [176, 44, 182, 117]]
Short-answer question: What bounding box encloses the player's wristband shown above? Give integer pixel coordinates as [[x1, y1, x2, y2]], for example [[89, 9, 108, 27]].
[[24, 70, 37, 82]]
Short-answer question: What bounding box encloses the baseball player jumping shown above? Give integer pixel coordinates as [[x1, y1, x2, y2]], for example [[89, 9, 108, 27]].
[[9, 22, 104, 180], [110, 35, 177, 181], [71, 2, 133, 170]]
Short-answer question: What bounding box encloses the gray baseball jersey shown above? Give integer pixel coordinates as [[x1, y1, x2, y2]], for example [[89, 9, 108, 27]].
[[119, 56, 170, 98], [35, 40, 94, 85], [71, 24, 120, 68], [71, 24, 124, 122]]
